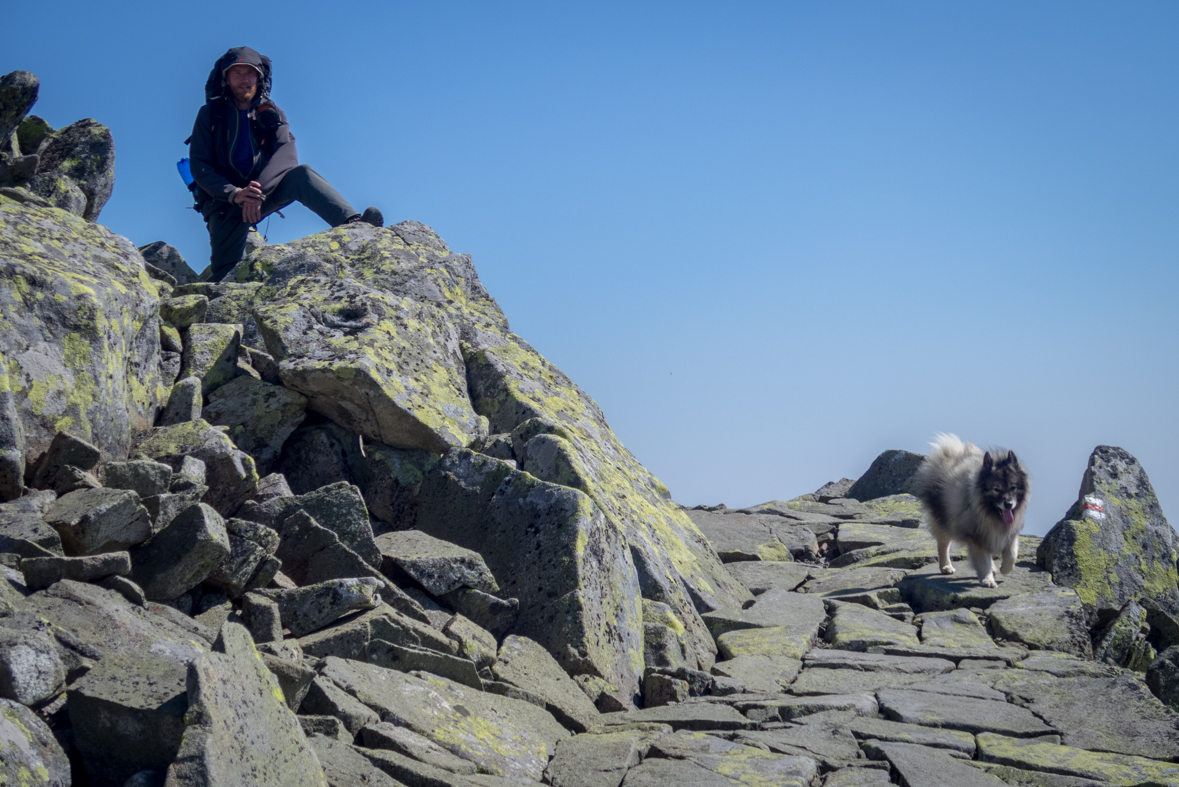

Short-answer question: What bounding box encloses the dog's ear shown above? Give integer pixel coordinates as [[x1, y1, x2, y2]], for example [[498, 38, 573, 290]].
[[982, 451, 993, 471], [1007, 451, 1019, 466]]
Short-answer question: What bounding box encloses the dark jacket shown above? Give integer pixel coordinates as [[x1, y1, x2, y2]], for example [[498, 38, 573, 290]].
[[188, 47, 299, 218]]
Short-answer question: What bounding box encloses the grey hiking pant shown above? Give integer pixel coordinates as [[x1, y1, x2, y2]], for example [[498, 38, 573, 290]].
[[205, 164, 357, 282]]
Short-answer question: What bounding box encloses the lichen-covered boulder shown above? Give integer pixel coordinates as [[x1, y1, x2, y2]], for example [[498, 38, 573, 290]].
[[26, 118, 115, 220], [0, 361, 24, 503], [247, 222, 749, 673], [140, 242, 200, 285], [0, 697, 71, 787], [0, 71, 39, 149], [846, 449, 925, 501], [202, 376, 306, 475], [1038, 446, 1179, 617], [164, 623, 327, 787], [0, 197, 165, 463], [134, 420, 258, 516], [129, 503, 231, 602]]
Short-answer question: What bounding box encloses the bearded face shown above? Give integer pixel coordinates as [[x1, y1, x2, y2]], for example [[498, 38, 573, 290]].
[[225, 64, 259, 107]]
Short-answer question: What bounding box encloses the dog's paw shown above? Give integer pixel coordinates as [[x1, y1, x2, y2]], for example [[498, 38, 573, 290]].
[[979, 576, 998, 588], [939, 564, 956, 575], [1000, 562, 1015, 575]]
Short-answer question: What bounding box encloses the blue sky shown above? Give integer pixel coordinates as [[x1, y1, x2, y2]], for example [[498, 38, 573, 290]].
[[7, 2, 1177, 536]]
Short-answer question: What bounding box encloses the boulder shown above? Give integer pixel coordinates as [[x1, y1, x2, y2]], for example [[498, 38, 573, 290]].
[[202, 517, 279, 598], [139, 242, 200, 285], [0, 491, 63, 557], [159, 377, 202, 426], [270, 510, 382, 587], [164, 623, 327, 786], [297, 604, 455, 662], [724, 561, 812, 596], [865, 741, 1009, 787], [44, 487, 152, 555], [0, 197, 164, 462], [303, 735, 400, 787], [68, 652, 188, 786], [600, 703, 758, 732], [622, 730, 818, 787], [918, 609, 997, 650], [320, 655, 568, 780], [202, 376, 306, 475], [544, 724, 669, 787], [1146, 645, 1179, 711], [21, 551, 130, 589], [442, 587, 519, 639], [133, 419, 259, 516], [28, 430, 100, 489], [159, 295, 208, 331], [641, 599, 691, 670], [374, 528, 498, 596], [899, 560, 1055, 613], [710, 655, 801, 694], [876, 687, 1054, 737], [22, 118, 114, 220], [975, 732, 1179, 786], [846, 449, 925, 501], [491, 634, 602, 733], [0, 362, 25, 503], [258, 578, 382, 637], [847, 716, 977, 757], [359, 721, 478, 774], [987, 588, 1093, 658], [104, 459, 173, 498], [442, 614, 498, 670], [179, 323, 240, 398], [0, 627, 64, 706], [1093, 600, 1156, 672], [238, 481, 378, 566], [128, 503, 231, 602], [300, 675, 381, 734], [0, 71, 39, 148], [0, 696, 70, 787], [1038, 445, 1179, 618]]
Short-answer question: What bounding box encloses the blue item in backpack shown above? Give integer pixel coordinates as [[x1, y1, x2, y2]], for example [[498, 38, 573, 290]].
[[177, 158, 195, 189]]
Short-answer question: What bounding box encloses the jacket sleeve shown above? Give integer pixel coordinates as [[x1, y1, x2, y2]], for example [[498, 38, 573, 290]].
[[188, 105, 240, 204], [256, 109, 299, 199]]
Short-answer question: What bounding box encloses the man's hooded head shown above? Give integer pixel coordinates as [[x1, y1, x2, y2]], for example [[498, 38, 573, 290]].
[[205, 46, 272, 106]]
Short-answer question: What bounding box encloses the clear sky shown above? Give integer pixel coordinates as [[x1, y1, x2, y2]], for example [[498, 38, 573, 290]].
[[6, 2, 1177, 537]]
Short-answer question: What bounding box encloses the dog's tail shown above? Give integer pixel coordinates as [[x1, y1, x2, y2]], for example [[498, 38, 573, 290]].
[[928, 433, 968, 462]]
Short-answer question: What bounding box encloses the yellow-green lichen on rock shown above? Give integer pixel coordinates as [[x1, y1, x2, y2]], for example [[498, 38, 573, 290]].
[[0, 696, 72, 786], [246, 221, 750, 678], [1038, 445, 1179, 617], [0, 197, 162, 463]]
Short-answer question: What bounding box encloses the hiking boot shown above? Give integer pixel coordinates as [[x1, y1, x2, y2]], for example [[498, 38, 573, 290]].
[[355, 206, 383, 227]]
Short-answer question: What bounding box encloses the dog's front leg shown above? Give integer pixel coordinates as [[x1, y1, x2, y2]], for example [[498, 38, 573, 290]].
[[968, 544, 997, 587], [1000, 536, 1019, 575], [936, 536, 955, 575]]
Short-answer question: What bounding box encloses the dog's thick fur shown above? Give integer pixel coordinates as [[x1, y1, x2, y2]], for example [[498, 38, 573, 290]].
[[913, 434, 1030, 587]]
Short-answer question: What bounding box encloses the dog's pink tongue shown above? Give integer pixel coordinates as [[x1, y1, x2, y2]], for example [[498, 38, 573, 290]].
[[1002, 509, 1015, 526]]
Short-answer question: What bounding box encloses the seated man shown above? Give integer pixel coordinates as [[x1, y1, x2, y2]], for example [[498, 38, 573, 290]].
[[188, 46, 381, 282]]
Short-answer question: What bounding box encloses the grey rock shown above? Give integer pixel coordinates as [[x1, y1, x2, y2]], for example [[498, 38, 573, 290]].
[[320, 655, 568, 780], [988, 588, 1093, 658], [160, 295, 208, 331], [639, 730, 819, 786], [544, 724, 670, 787], [239, 481, 379, 567], [440, 587, 519, 638], [244, 347, 282, 385], [202, 376, 307, 475], [301, 675, 381, 734], [1038, 445, 1179, 617], [360, 721, 479, 774], [991, 668, 1179, 760], [442, 614, 498, 670], [846, 449, 925, 501], [0, 492, 62, 557], [366, 639, 482, 688], [29, 431, 101, 490], [26, 118, 115, 220], [160, 351, 182, 387], [815, 478, 856, 502], [824, 601, 920, 650], [898, 560, 1055, 613], [735, 725, 864, 771], [21, 580, 206, 668], [643, 673, 689, 706], [271, 510, 382, 587], [1093, 600, 1156, 671], [104, 460, 173, 498], [685, 509, 814, 563], [242, 592, 283, 644], [164, 622, 327, 786], [800, 567, 908, 598], [134, 419, 259, 516], [738, 692, 880, 723], [297, 604, 456, 662], [866, 741, 1009, 787], [1147, 644, 1179, 710], [703, 588, 826, 640], [0, 363, 24, 503], [847, 716, 976, 756], [21, 550, 130, 589], [641, 600, 691, 670], [1, 199, 164, 465], [599, 702, 757, 731], [68, 652, 188, 786], [260, 578, 382, 637], [297, 715, 351, 742], [144, 486, 206, 533], [139, 242, 200, 285], [269, 423, 357, 496], [710, 655, 801, 694], [724, 561, 812, 595], [44, 487, 152, 555], [98, 574, 147, 606], [159, 378, 203, 426], [202, 518, 278, 599], [876, 687, 1054, 737], [249, 472, 291, 502], [0, 627, 64, 705], [491, 634, 602, 733], [129, 503, 231, 601], [180, 323, 241, 398], [375, 528, 499, 595], [0, 71, 39, 150], [821, 766, 895, 787], [304, 735, 400, 787], [0, 696, 70, 787], [261, 651, 316, 711], [974, 732, 1179, 786], [123, 771, 168, 787]]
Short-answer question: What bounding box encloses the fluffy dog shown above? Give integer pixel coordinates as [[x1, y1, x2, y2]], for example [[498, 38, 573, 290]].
[[913, 434, 1030, 587]]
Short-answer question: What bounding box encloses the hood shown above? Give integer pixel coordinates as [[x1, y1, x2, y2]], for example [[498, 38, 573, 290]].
[[204, 46, 272, 106]]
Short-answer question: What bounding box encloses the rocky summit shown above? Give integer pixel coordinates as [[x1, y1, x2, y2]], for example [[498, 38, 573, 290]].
[[1, 69, 1179, 787]]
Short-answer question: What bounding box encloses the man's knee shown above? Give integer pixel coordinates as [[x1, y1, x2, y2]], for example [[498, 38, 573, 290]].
[[285, 164, 314, 184]]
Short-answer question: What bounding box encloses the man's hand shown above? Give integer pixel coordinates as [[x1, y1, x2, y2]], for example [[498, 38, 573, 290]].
[[234, 181, 264, 225]]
